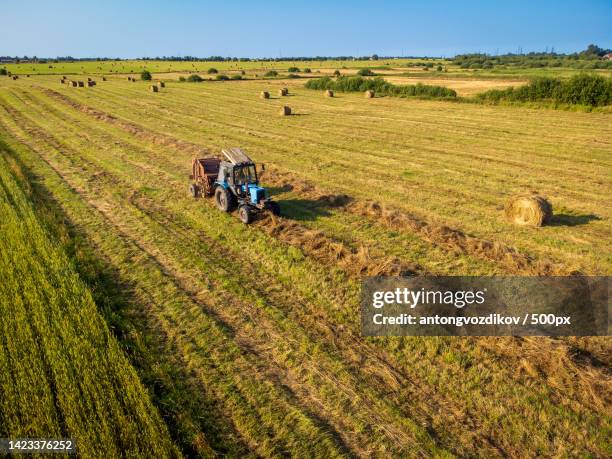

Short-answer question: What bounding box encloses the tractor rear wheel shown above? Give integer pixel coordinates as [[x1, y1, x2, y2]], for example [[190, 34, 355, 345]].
[[238, 206, 254, 224], [189, 183, 200, 198], [269, 201, 281, 216], [215, 187, 236, 212]]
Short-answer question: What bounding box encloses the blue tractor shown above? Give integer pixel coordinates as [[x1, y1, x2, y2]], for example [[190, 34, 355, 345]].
[[190, 147, 280, 224]]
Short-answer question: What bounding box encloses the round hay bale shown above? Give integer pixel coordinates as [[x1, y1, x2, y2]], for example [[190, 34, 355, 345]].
[[325, 89, 334, 97], [158, 81, 165, 88], [281, 87, 289, 95], [504, 195, 552, 227], [150, 85, 158, 92], [280, 106, 291, 116], [102, 76, 107, 81], [260, 91, 270, 99], [278, 89, 285, 96], [365, 90, 375, 98]]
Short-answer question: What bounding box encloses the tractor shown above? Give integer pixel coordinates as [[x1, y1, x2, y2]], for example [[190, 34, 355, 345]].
[[189, 147, 280, 224]]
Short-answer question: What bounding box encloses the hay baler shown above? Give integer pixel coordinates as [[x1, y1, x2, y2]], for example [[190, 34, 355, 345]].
[[189, 147, 280, 224]]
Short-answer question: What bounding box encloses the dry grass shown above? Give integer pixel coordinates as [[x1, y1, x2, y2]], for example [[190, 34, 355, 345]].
[[383, 76, 527, 96], [0, 75, 609, 457]]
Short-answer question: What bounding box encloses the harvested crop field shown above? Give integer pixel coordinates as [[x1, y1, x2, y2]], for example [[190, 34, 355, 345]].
[[382, 76, 528, 96], [0, 75, 610, 457]]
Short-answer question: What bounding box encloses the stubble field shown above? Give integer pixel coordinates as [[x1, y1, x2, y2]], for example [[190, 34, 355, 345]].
[[0, 73, 610, 457]]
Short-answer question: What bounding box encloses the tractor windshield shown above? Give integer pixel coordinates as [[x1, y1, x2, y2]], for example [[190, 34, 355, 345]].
[[234, 165, 258, 185]]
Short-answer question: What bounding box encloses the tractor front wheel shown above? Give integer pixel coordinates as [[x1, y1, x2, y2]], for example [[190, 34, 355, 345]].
[[215, 187, 236, 212], [189, 183, 200, 198], [238, 206, 255, 224]]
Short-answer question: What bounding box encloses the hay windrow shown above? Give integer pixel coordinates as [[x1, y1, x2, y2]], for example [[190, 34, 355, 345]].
[[255, 216, 417, 277], [260, 168, 569, 276]]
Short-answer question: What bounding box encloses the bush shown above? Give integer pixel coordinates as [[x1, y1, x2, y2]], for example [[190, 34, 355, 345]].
[[207, 68, 218, 74], [357, 68, 375, 76], [186, 74, 203, 82], [288, 74, 300, 79], [215, 74, 229, 81], [288, 66, 300, 73], [141, 70, 152, 80], [436, 65, 443, 72], [476, 74, 612, 107], [303, 68, 311, 73], [178, 76, 186, 82], [333, 70, 341, 77], [231, 74, 243, 80], [559, 73, 612, 106], [264, 70, 278, 77], [0, 68, 7, 75], [305, 76, 457, 99]]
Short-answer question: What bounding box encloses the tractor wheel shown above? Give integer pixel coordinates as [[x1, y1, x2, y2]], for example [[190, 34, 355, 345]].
[[238, 206, 254, 224], [189, 183, 200, 198], [215, 187, 236, 212], [269, 201, 281, 216]]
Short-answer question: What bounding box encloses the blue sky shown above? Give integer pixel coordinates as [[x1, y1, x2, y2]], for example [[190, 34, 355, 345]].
[[3, 1, 611, 58]]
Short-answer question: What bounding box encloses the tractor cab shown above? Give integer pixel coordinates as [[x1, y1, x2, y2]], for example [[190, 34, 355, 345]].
[[221, 162, 269, 206]]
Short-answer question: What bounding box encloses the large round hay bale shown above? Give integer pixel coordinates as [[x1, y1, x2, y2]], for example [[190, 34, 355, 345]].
[[325, 89, 334, 97], [280, 87, 288, 96], [260, 91, 270, 99], [77, 81, 84, 87], [158, 81, 165, 88], [280, 106, 291, 116], [150, 85, 158, 92], [364, 90, 375, 98], [102, 76, 107, 81], [504, 195, 552, 227]]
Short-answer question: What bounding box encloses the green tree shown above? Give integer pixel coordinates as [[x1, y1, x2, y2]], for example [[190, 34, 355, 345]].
[[140, 70, 152, 80]]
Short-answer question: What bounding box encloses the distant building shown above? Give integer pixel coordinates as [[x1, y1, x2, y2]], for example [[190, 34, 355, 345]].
[[603, 53, 612, 61]]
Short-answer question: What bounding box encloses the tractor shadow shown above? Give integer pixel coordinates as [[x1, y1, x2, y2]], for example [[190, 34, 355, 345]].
[[266, 186, 353, 222], [274, 199, 334, 221], [549, 213, 601, 227]]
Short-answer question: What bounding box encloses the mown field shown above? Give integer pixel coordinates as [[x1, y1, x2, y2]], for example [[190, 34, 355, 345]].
[[0, 74, 610, 457], [1, 59, 421, 76]]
